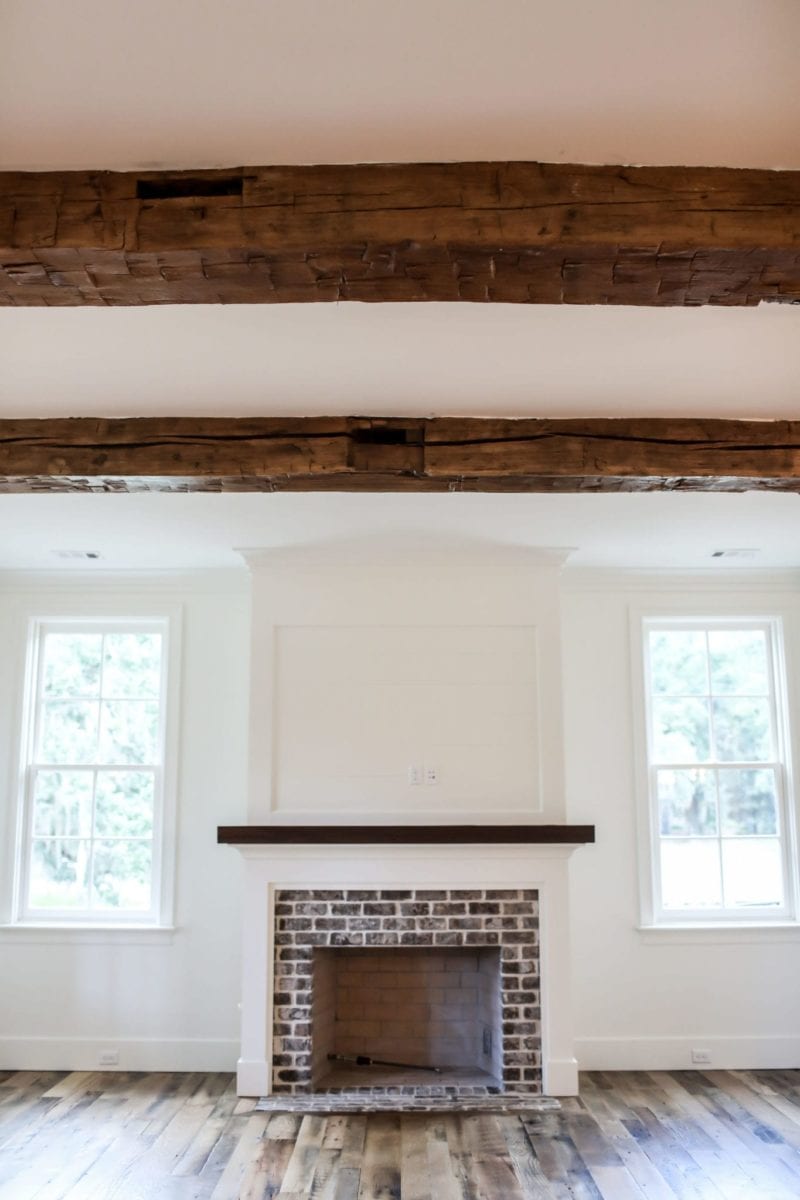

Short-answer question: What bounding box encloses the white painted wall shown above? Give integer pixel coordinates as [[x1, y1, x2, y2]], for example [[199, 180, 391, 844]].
[[0, 572, 250, 1073], [564, 574, 800, 1071], [3, 560, 800, 1076]]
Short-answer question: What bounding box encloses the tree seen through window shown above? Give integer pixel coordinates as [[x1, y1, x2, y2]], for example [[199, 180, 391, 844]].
[[646, 623, 786, 914], [26, 626, 164, 916]]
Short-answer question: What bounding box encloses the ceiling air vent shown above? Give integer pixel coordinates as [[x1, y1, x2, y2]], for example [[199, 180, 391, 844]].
[[52, 550, 103, 560]]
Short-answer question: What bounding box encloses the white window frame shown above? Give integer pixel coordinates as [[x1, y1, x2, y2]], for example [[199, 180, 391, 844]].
[[8, 606, 181, 930], [631, 606, 800, 929]]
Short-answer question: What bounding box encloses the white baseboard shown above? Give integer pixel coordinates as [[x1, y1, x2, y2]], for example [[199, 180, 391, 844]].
[[0, 1036, 239, 1073], [543, 1056, 579, 1096], [237, 1057, 271, 1096], [15, 1035, 798, 1085], [576, 1035, 800, 1072]]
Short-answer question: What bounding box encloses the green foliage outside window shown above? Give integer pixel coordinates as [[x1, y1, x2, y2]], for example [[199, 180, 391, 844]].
[[27, 627, 163, 914], [647, 624, 784, 912]]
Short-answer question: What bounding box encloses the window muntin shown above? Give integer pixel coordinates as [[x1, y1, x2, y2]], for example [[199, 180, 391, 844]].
[[643, 619, 792, 921], [18, 621, 168, 923]]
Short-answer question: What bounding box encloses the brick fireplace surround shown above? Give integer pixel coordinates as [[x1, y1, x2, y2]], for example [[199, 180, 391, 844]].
[[273, 887, 541, 1095], [221, 835, 590, 1098]]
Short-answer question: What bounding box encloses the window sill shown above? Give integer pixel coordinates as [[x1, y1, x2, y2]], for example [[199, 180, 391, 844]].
[[0, 923, 176, 945], [637, 922, 800, 945]]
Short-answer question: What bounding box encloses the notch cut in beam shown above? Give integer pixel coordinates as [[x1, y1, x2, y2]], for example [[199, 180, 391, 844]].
[[2, 416, 800, 493], [2, 161, 800, 306]]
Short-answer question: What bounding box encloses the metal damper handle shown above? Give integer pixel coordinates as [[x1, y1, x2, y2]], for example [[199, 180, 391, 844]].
[[327, 1052, 442, 1073]]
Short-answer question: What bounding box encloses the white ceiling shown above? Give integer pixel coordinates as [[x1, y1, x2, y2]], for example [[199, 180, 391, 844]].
[[1, 303, 798, 420], [2, 0, 798, 171], [2, 1, 799, 570]]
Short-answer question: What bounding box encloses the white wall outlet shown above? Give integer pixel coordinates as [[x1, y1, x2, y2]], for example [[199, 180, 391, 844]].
[[99, 1049, 120, 1067], [425, 765, 439, 785], [407, 765, 423, 786], [690, 1048, 712, 1065]]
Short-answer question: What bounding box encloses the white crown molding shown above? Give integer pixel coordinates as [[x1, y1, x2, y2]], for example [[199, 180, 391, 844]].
[[238, 543, 576, 572], [561, 567, 800, 593], [0, 567, 248, 594]]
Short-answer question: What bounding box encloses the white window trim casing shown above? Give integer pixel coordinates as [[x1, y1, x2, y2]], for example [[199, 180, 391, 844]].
[[630, 598, 800, 933], [1, 600, 182, 936]]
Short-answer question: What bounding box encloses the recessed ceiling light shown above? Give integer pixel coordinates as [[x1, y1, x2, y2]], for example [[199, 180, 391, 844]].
[[711, 548, 759, 559], [52, 550, 104, 560]]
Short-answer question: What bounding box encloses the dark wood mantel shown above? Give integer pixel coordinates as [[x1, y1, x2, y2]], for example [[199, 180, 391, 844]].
[[217, 824, 595, 845]]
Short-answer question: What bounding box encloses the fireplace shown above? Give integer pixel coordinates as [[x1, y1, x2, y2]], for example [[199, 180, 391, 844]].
[[223, 832, 591, 1097], [311, 946, 503, 1088], [220, 550, 594, 1099], [272, 887, 541, 1097]]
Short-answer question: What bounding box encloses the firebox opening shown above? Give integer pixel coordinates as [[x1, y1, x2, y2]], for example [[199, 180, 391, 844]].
[[311, 946, 503, 1091]]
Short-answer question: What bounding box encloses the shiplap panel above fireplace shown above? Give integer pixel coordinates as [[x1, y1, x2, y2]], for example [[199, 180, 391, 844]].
[[273, 625, 540, 815], [242, 546, 567, 823]]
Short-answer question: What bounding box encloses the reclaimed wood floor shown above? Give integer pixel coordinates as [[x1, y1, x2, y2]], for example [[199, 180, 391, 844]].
[[3, 1068, 800, 1198]]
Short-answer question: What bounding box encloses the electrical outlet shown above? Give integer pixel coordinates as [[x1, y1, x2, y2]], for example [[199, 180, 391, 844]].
[[407, 765, 423, 786], [99, 1049, 120, 1067], [425, 765, 439, 785], [691, 1048, 712, 1065]]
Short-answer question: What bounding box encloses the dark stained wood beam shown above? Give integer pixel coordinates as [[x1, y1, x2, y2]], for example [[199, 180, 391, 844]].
[[2, 162, 800, 307], [2, 416, 800, 493]]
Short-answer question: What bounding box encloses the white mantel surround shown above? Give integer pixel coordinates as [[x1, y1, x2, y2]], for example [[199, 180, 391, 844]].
[[231, 839, 583, 1097]]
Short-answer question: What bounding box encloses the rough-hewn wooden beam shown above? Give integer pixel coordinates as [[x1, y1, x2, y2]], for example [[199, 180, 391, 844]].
[[2, 162, 800, 306], [2, 416, 800, 493]]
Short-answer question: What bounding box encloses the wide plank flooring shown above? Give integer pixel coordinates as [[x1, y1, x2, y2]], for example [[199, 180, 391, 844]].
[[3, 1068, 800, 1198]]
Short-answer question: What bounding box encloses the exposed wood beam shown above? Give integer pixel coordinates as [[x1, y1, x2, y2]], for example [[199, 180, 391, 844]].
[[2, 162, 800, 307], [2, 417, 800, 493]]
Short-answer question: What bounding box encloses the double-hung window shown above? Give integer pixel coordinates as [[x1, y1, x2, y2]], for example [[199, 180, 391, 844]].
[[15, 619, 172, 925], [640, 617, 795, 924]]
